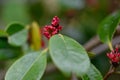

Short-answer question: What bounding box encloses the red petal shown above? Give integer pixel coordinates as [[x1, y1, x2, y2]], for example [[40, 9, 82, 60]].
[[107, 53, 115, 59]]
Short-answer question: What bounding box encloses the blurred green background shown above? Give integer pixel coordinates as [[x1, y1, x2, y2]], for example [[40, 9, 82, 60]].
[[0, 0, 120, 44], [0, 0, 120, 80]]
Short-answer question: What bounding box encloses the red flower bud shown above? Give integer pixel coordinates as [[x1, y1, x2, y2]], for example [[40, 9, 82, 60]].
[[51, 16, 60, 27], [107, 48, 120, 63], [43, 25, 58, 39], [43, 16, 62, 39]]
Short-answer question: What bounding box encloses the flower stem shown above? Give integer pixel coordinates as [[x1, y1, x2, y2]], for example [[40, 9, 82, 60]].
[[104, 65, 115, 80]]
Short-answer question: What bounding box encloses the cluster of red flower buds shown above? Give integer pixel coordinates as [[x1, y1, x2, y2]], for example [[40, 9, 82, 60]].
[[43, 16, 62, 39], [107, 48, 120, 67]]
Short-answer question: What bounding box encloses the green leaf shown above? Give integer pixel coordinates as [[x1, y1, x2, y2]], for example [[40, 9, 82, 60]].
[[5, 50, 47, 80], [49, 34, 90, 76], [6, 23, 28, 46], [98, 11, 120, 44], [82, 64, 103, 80], [6, 23, 24, 35], [8, 29, 28, 46]]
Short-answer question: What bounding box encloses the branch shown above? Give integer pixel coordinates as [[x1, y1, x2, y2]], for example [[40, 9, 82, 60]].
[[103, 65, 115, 80], [84, 25, 120, 55], [70, 73, 78, 80], [84, 36, 101, 51], [91, 35, 120, 55], [45, 63, 57, 74], [0, 69, 6, 80]]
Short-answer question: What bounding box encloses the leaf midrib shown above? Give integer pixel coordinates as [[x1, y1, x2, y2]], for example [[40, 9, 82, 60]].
[[20, 53, 42, 80], [59, 35, 74, 73]]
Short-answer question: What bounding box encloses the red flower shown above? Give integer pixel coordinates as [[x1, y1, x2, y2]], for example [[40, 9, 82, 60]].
[[51, 16, 60, 27], [43, 25, 58, 39], [43, 16, 62, 39], [107, 48, 120, 63]]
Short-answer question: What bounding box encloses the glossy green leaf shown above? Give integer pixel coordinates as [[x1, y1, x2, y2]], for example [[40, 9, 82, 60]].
[[6, 23, 28, 46], [82, 64, 103, 80], [8, 29, 28, 46], [6, 23, 24, 35], [49, 34, 90, 76], [5, 50, 47, 80], [98, 11, 120, 44]]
